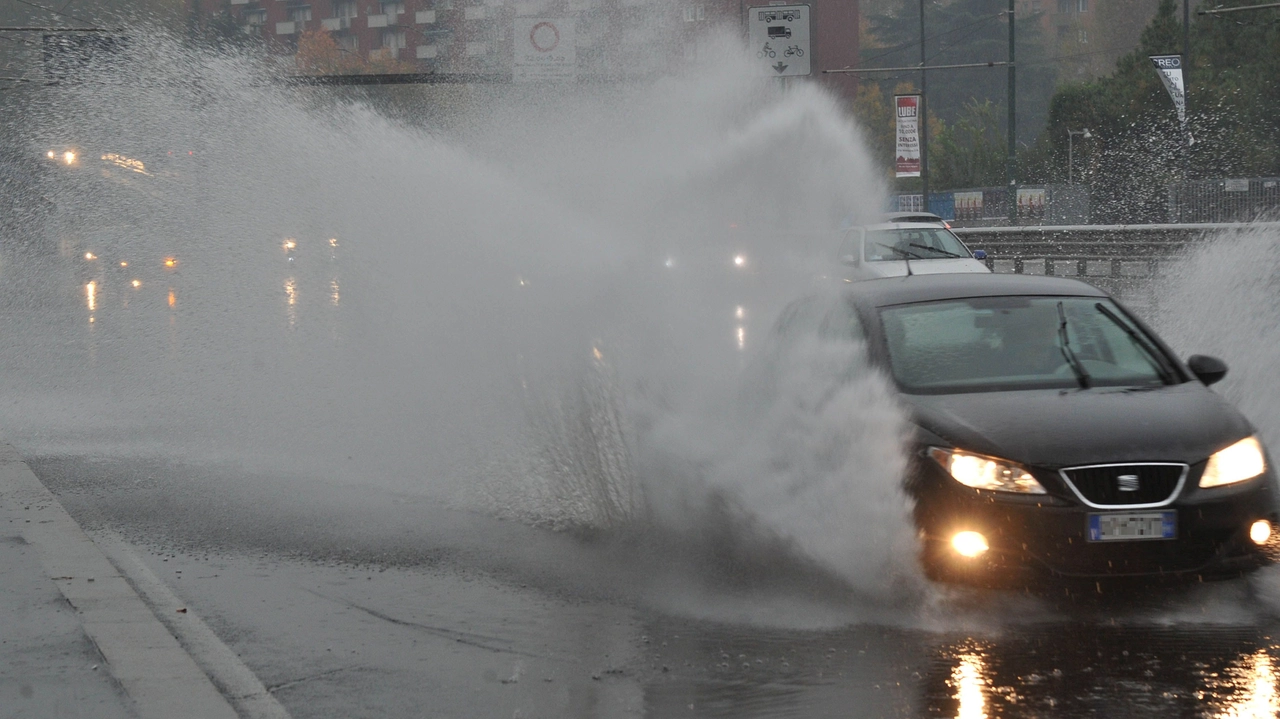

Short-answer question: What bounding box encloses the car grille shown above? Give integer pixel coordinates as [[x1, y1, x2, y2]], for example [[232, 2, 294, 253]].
[[1060, 463, 1187, 506]]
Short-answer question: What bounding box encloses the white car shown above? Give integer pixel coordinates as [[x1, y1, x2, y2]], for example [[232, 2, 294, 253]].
[[837, 222, 991, 280]]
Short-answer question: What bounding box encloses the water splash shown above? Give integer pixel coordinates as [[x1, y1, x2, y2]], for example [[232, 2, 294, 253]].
[[3, 25, 919, 604]]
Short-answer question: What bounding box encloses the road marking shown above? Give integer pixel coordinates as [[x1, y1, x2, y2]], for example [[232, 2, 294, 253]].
[[93, 529, 293, 719], [0, 443, 239, 719]]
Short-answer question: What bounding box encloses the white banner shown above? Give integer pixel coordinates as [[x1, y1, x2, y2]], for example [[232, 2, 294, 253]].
[[895, 94, 921, 178], [514, 18, 576, 83], [1150, 54, 1187, 127]]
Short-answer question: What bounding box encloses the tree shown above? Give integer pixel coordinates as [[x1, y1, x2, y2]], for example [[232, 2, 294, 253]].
[[1041, 0, 1280, 221], [860, 0, 1057, 142]]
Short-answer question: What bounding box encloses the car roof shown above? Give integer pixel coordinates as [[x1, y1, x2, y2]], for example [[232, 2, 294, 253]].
[[843, 273, 1108, 308], [851, 222, 953, 233], [884, 211, 943, 222]]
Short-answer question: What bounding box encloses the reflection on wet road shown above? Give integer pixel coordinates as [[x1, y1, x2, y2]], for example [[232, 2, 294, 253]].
[[8, 248, 1280, 718]]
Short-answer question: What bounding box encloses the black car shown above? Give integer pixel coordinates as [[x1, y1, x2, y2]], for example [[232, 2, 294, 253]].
[[807, 273, 1277, 584]]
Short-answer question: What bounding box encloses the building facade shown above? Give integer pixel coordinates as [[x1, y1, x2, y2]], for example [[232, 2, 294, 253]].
[[195, 0, 859, 100]]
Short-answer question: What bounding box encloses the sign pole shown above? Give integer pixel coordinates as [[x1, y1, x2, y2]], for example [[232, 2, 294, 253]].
[[919, 0, 929, 212]]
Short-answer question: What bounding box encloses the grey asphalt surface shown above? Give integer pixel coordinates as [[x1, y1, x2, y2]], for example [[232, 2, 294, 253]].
[[26, 454, 1280, 718]]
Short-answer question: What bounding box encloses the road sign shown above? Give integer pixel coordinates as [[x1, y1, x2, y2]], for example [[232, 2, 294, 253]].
[[513, 18, 576, 83], [747, 4, 811, 77]]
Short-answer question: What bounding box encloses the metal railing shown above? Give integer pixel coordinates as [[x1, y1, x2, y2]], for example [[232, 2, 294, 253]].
[[952, 222, 1280, 313]]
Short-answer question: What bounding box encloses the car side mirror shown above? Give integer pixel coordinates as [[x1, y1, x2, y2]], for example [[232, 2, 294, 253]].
[[1187, 354, 1228, 386], [972, 249, 987, 260], [840, 254, 858, 266]]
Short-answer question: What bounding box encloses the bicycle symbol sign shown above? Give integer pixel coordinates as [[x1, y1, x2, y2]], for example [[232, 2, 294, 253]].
[[747, 4, 811, 77]]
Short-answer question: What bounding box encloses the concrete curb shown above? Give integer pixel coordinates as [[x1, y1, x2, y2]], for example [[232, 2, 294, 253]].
[[0, 443, 240, 719]]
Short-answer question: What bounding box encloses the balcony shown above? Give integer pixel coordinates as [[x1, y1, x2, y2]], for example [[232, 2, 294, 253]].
[[230, 0, 249, 5], [415, 10, 436, 24], [275, 21, 298, 34], [415, 44, 438, 59], [367, 14, 389, 28], [320, 17, 352, 31]]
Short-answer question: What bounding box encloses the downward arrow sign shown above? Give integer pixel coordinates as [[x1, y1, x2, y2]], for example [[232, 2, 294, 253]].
[[772, 61, 788, 74]]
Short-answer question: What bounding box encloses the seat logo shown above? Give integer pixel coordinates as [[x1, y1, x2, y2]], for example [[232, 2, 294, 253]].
[[1117, 474, 1140, 492]]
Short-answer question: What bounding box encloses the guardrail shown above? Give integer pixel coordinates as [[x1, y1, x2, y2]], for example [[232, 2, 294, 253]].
[[952, 222, 1280, 278]]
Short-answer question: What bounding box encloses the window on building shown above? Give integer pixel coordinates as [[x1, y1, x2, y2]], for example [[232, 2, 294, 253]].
[[334, 1, 357, 18], [244, 8, 267, 25], [338, 34, 358, 51], [382, 29, 407, 49], [1078, 28, 1088, 43], [1057, 24, 1069, 38], [1057, 0, 1071, 12], [682, 4, 705, 21], [1031, 0, 1041, 11], [288, 6, 312, 23], [1077, 0, 1088, 10], [381, 1, 405, 15]]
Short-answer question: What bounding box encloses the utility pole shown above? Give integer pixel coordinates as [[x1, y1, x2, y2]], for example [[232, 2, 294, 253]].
[[919, 0, 929, 212], [1006, 0, 1017, 224]]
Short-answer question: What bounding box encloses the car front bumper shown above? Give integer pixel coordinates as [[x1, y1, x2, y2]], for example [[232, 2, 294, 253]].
[[912, 463, 1280, 584]]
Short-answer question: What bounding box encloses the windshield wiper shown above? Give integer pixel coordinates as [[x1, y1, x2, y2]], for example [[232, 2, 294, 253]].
[[908, 242, 963, 258], [1057, 301, 1091, 389], [874, 242, 925, 260], [1093, 302, 1176, 384]]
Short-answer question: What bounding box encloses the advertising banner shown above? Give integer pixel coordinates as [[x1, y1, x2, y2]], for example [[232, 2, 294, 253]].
[[514, 18, 576, 82], [1149, 54, 1187, 127], [895, 95, 921, 178]]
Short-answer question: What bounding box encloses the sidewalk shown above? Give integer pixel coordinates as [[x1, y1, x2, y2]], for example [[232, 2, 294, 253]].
[[0, 443, 240, 719]]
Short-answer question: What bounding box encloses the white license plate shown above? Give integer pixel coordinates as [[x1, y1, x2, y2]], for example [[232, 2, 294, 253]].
[[1087, 511, 1177, 542]]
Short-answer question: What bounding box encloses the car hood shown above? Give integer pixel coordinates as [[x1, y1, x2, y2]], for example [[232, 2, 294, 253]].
[[899, 382, 1254, 468], [855, 258, 990, 279]]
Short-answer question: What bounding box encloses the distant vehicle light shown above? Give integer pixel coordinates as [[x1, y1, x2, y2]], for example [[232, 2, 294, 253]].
[[120, 261, 128, 267], [63, 151, 76, 165], [46, 150, 55, 159], [283, 239, 297, 251], [329, 238, 338, 247], [951, 531, 989, 558], [84, 252, 96, 260], [1251, 520, 1272, 545], [733, 254, 746, 267], [131, 279, 141, 288], [163, 257, 177, 268]]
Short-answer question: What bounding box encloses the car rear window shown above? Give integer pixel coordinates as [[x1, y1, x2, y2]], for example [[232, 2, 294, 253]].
[[879, 296, 1174, 393]]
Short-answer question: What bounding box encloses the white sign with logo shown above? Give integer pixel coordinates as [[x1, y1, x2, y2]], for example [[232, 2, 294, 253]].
[[747, 4, 811, 77], [514, 18, 576, 82]]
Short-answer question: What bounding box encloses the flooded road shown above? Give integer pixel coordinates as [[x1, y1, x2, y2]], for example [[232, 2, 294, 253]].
[[27, 453, 1280, 719]]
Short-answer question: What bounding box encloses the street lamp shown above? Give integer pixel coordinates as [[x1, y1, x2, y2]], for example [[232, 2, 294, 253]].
[[1068, 128, 1092, 185]]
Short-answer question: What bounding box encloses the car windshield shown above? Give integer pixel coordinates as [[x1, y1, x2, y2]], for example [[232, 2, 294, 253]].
[[879, 296, 1175, 394], [864, 228, 970, 261]]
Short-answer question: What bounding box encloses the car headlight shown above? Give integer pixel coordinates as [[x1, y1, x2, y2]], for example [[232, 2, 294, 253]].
[[1200, 436, 1267, 488], [928, 447, 1046, 494]]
